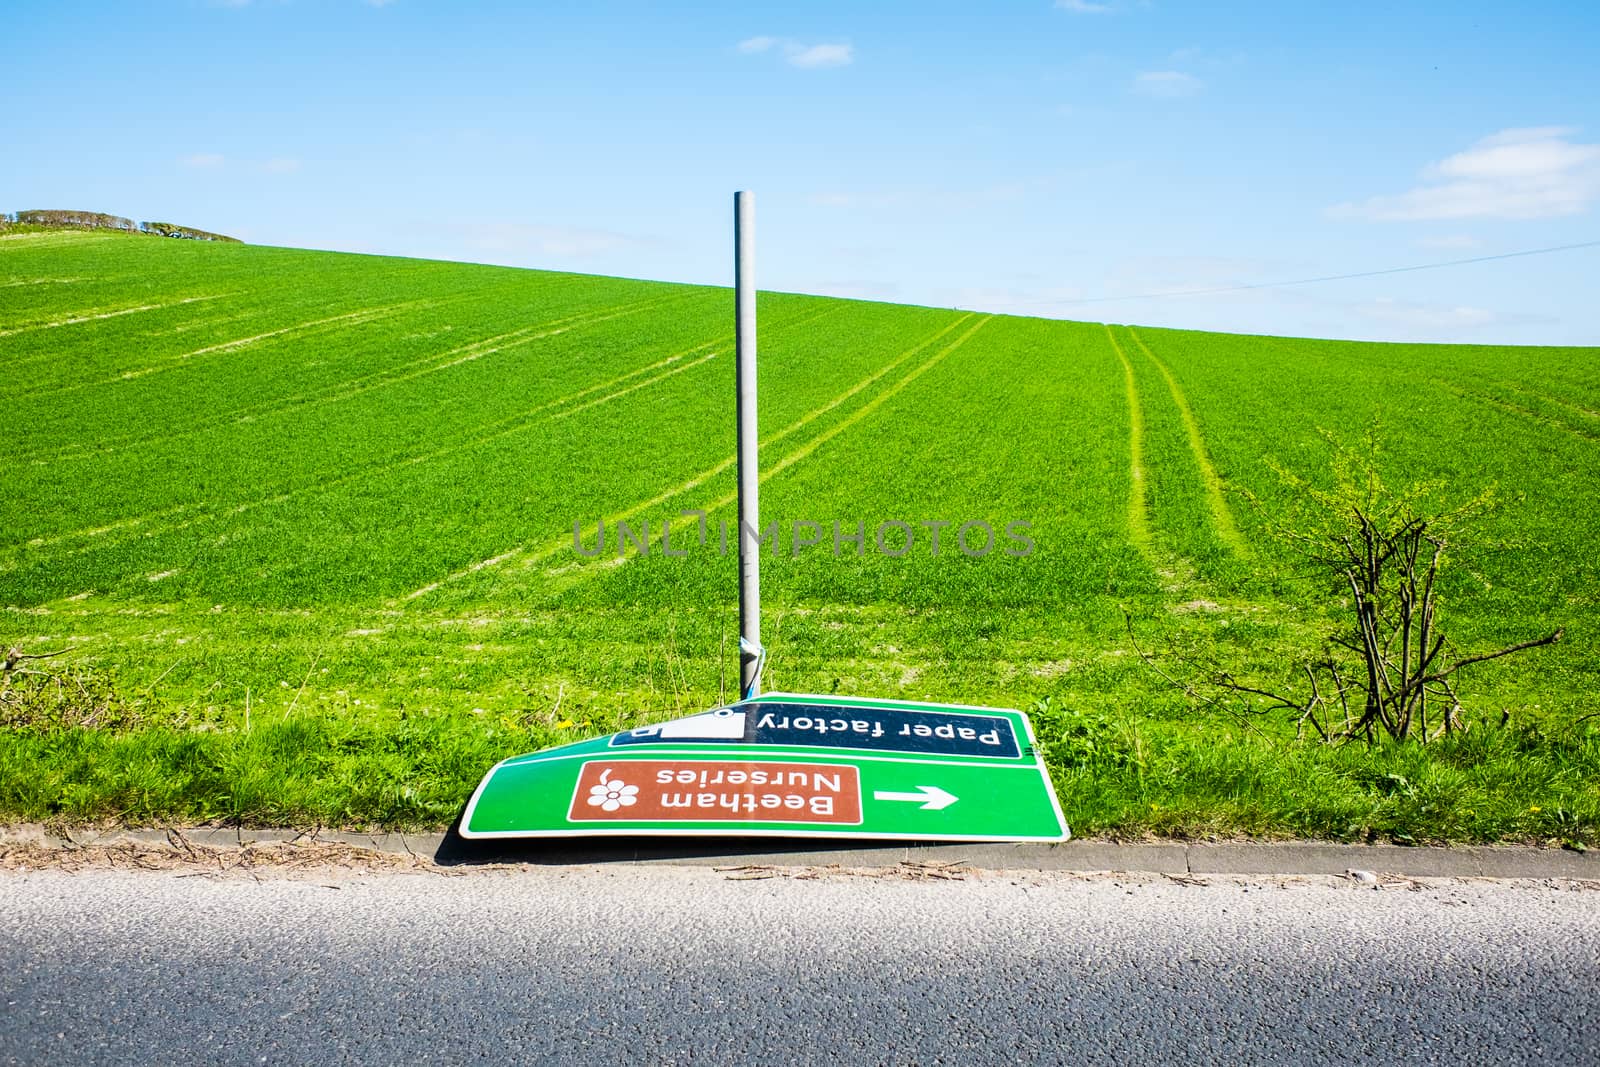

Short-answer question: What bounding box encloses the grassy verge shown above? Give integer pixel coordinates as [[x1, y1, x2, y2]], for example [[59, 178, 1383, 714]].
[[4, 597, 1594, 844], [6, 702, 1594, 844]]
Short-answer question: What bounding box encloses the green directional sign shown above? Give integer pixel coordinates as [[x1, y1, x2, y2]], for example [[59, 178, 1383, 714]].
[[460, 692, 1069, 842]]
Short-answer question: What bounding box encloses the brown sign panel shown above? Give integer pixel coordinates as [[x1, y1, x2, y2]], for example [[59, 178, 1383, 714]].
[[567, 759, 863, 825]]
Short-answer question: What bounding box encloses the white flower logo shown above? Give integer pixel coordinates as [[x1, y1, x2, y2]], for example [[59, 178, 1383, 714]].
[[586, 769, 639, 813]]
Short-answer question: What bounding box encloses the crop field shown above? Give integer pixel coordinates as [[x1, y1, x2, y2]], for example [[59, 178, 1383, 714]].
[[3, 229, 1597, 841]]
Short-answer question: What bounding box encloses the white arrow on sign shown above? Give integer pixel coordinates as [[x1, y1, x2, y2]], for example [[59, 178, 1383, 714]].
[[872, 785, 959, 811]]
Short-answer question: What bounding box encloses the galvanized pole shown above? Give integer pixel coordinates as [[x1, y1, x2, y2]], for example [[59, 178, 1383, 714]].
[[735, 191, 762, 699]]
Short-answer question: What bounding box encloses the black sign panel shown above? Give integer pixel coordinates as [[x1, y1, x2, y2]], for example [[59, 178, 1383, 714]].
[[610, 702, 1021, 759]]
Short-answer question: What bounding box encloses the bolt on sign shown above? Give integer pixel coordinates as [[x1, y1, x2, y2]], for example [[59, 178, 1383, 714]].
[[460, 693, 1069, 842]]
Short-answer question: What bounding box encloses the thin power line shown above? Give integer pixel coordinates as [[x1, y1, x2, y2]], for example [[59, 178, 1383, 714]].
[[1023, 238, 1600, 306]]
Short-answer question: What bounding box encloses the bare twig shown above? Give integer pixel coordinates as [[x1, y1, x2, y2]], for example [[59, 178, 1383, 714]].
[[287, 652, 321, 716], [3, 645, 77, 670], [1419, 629, 1564, 685], [142, 658, 183, 696], [1299, 664, 1329, 742], [1125, 615, 1270, 739]]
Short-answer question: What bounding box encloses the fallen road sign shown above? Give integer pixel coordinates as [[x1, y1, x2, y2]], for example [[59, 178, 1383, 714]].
[[459, 692, 1069, 842]]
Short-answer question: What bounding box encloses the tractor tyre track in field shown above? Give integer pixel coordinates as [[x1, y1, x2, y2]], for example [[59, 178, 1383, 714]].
[[2, 503, 196, 561], [1104, 326, 1153, 552], [4, 309, 838, 570], [14, 293, 698, 464], [12, 301, 429, 401], [1500, 383, 1600, 430], [0, 293, 236, 340], [167, 306, 280, 337], [1125, 328, 1250, 556], [549, 352, 720, 420], [535, 316, 994, 595], [305, 292, 707, 409], [109, 302, 431, 384], [5, 335, 722, 562], [1444, 383, 1600, 443], [399, 313, 982, 603], [722, 316, 992, 495], [19, 299, 644, 459], [0, 276, 88, 288], [9, 281, 565, 401], [5, 287, 438, 377]]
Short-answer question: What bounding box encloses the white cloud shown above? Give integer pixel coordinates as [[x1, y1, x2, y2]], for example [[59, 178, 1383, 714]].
[[739, 36, 854, 69], [786, 42, 853, 69], [1331, 127, 1600, 221], [180, 153, 225, 168], [1133, 71, 1203, 99], [1056, 0, 1114, 11]]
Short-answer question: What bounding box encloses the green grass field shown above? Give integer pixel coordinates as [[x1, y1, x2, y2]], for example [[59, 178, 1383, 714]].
[[4, 228, 1597, 841]]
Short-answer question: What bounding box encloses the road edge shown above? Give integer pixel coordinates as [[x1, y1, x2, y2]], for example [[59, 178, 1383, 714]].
[[2, 824, 1595, 879]]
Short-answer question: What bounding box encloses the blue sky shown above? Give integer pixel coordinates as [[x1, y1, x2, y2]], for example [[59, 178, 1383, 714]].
[[7, 1, 1599, 343]]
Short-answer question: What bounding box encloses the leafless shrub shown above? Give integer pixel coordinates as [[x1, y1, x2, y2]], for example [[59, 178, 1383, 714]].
[[1174, 426, 1561, 745]]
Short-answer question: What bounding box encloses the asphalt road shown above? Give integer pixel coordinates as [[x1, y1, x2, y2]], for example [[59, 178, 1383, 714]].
[[3, 866, 1597, 1065]]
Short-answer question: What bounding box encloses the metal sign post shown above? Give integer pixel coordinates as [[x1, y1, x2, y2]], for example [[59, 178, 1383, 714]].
[[735, 191, 763, 699]]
